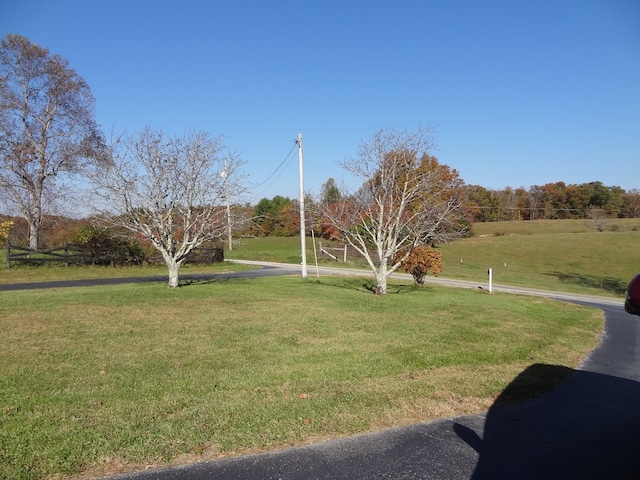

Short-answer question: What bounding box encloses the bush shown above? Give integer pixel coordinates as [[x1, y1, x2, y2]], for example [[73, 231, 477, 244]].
[[75, 225, 146, 266], [0, 220, 14, 244], [396, 245, 443, 286]]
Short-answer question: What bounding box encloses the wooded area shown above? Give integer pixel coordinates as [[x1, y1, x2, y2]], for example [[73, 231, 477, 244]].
[[1, 179, 638, 250]]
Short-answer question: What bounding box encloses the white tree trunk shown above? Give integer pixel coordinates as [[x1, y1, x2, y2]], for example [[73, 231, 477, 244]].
[[166, 259, 181, 288], [88, 129, 245, 287], [319, 128, 466, 296], [374, 257, 389, 295], [28, 217, 39, 251]]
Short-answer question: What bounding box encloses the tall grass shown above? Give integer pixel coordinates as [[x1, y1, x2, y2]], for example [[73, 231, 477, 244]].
[[0, 276, 602, 479]]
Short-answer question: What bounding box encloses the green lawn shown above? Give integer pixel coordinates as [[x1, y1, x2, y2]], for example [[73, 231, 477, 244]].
[[3, 219, 638, 297], [228, 220, 640, 297], [439, 230, 639, 295], [0, 255, 248, 285], [0, 276, 602, 479]]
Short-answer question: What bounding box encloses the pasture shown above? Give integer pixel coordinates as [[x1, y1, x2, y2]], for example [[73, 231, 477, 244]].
[[230, 218, 640, 297], [0, 218, 631, 478], [0, 276, 602, 479]]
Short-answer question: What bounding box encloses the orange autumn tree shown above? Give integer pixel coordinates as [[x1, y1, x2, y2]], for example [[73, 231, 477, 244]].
[[321, 126, 466, 295], [395, 245, 443, 286]]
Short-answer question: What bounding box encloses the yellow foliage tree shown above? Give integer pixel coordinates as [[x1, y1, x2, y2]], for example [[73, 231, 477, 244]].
[[0, 220, 14, 244]]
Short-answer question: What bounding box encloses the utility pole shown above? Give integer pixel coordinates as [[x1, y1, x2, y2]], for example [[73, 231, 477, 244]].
[[298, 133, 307, 279]]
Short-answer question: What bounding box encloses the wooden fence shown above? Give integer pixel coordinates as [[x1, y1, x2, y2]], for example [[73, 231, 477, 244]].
[[145, 247, 224, 266], [5, 242, 224, 268], [317, 242, 348, 262], [5, 243, 85, 268]]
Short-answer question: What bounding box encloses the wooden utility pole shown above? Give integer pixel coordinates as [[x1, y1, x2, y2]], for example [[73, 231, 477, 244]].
[[298, 133, 307, 279]]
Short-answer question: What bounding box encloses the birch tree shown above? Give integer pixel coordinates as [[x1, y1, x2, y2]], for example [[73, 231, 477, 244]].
[[89, 127, 245, 287], [0, 34, 106, 249], [322, 127, 466, 295]]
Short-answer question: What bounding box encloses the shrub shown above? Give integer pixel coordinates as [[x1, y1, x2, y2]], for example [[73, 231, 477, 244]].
[[396, 245, 443, 286], [0, 220, 14, 244], [75, 225, 146, 266]]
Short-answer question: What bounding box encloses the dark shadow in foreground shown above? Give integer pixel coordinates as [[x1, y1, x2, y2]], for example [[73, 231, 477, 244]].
[[454, 364, 640, 479]]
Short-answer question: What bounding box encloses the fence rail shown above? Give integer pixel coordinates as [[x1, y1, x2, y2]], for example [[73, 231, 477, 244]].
[[5, 243, 86, 268], [5, 242, 224, 268]]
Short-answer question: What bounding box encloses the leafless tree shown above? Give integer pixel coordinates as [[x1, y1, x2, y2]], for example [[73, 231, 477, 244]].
[[0, 34, 106, 249], [321, 127, 466, 295], [587, 205, 607, 232], [88, 127, 245, 287]]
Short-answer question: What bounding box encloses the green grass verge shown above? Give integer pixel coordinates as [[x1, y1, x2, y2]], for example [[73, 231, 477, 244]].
[[0, 258, 249, 285], [2, 219, 638, 297], [0, 276, 602, 479]]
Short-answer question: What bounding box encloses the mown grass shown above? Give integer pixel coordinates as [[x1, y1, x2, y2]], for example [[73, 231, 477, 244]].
[[0, 276, 602, 479], [471, 217, 640, 236], [230, 219, 640, 297], [441, 223, 640, 296], [2, 219, 638, 297], [230, 236, 305, 263], [0, 255, 249, 285]]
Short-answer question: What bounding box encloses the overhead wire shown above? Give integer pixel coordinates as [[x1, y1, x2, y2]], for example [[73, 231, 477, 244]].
[[249, 139, 298, 197]]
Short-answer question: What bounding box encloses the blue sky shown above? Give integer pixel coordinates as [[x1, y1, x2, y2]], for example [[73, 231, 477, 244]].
[[2, 0, 639, 204]]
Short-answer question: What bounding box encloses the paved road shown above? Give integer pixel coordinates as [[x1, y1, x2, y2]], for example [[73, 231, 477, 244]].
[[0, 262, 300, 291], [3, 262, 637, 478]]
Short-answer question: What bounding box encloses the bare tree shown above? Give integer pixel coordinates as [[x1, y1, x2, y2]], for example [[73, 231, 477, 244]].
[[321, 127, 466, 295], [0, 34, 106, 249], [587, 205, 607, 232], [88, 127, 245, 287]]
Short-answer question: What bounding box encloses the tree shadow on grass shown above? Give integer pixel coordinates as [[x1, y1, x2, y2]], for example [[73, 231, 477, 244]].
[[317, 277, 429, 295], [546, 271, 627, 295], [176, 271, 428, 296]]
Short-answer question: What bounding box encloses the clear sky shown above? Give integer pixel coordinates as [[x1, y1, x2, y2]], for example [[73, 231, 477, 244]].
[[2, 0, 639, 204]]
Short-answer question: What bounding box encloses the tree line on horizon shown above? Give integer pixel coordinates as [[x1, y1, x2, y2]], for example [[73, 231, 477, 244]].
[[465, 181, 639, 222], [244, 179, 639, 239], [5, 178, 638, 249]]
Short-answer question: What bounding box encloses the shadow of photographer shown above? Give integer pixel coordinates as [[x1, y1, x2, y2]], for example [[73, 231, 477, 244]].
[[454, 363, 640, 479]]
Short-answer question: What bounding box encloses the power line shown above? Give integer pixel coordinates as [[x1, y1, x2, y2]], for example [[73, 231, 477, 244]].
[[249, 140, 298, 197]]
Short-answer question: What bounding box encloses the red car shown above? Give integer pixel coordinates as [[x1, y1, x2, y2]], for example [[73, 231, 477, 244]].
[[625, 274, 640, 315]]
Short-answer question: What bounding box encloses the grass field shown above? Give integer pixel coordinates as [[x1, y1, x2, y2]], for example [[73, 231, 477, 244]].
[[0, 255, 249, 285], [0, 275, 603, 479], [439, 230, 639, 296], [228, 219, 640, 297], [3, 219, 638, 296]]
